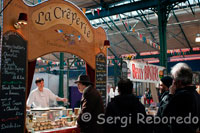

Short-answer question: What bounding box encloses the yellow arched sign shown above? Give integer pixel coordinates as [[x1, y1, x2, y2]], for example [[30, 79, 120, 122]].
[[3, 0, 107, 69], [31, 3, 93, 43]]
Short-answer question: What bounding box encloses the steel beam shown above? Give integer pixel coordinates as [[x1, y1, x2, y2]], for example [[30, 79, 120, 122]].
[[157, 1, 168, 69], [135, 10, 157, 42], [58, 53, 64, 105], [92, 2, 196, 26], [108, 16, 139, 54], [187, 0, 195, 15], [198, 0, 200, 7], [172, 11, 192, 51], [52, 53, 60, 60], [108, 48, 118, 58], [119, 14, 129, 32], [86, 0, 186, 20], [168, 31, 187, 48], [101, 18, 114, 31], [66, 59, 69, 107]]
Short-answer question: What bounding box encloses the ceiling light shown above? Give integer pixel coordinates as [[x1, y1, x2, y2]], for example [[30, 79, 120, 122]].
[[195, 34, 200, 42]]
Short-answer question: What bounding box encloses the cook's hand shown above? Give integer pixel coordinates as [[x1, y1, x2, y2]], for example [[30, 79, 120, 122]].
[[62, 98, 68, 102]]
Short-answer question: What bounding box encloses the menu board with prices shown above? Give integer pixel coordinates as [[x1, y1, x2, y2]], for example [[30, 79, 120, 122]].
[[95, 53, 107, 107], [0, 31, 27, 133]]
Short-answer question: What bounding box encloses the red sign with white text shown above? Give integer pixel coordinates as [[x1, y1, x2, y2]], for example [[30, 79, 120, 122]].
[[127, 61, 165, 83]]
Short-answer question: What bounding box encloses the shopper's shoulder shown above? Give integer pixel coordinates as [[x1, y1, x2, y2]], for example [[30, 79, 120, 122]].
[[83, 86, 99, 97], [173, 89, 196, 102], [175, 89, 193, 96]]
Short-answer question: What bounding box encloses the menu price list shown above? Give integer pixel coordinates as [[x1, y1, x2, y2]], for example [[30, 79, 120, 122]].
[[96, 53, 107, 107], [0, 32, 27, 133]]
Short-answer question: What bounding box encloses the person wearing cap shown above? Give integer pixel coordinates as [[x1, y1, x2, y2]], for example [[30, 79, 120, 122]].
[[157, 76, 173, 116], [26, 78, 68, 109], [75, 75, 104, 133], [154, 76, 173, 133], [158, 76, 173, 101]]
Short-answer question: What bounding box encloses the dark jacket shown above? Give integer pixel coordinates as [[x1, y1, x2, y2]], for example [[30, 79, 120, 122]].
[[157, 91, 171, 117], [104, 94, 148, 133], [77, 85, 104, 133], [155, 91, 172, 133], [161, 86, 200, 133]]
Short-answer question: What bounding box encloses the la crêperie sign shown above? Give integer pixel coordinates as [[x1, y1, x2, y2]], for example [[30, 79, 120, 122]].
[[31, 3, 93, 43]]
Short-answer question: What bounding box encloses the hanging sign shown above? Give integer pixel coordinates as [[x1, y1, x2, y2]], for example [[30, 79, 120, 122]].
[[126, 61, 165, 83]]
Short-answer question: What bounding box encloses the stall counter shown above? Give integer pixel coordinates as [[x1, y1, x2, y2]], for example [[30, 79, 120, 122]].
[[35, 126, 80, 133]]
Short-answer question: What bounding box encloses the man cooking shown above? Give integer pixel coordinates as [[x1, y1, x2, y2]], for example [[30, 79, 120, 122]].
[[26, 78, 67, 109]]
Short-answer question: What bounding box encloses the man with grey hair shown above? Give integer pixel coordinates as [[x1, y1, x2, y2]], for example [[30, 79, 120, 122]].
[[161, 63, 200, 133]]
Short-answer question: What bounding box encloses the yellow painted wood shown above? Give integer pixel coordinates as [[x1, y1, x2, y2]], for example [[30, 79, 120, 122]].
[[3, 0, 107, 69]]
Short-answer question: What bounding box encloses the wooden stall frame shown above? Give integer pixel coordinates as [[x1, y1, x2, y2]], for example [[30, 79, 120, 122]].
[[3, 0, 107, 69], [2, 0, 108, 132]]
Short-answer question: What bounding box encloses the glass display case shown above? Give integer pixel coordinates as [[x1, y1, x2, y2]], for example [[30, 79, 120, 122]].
[[26, 107, 80, 132]]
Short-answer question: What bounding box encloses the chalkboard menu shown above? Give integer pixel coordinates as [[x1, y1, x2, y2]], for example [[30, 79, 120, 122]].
[[0, 31, 27, 133], [96, 53, 107, 107]]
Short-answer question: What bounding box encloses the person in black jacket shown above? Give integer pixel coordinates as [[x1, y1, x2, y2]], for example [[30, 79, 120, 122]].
[[154, 76, 173, 133], [75, 75, 104, 133], [157, 76, 173, 116], [104, 79, 147, 133], [161, 63, 200, 133]]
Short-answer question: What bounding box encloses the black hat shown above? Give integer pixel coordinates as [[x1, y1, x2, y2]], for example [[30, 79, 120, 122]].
[[161, 76, 173, 88], [35, 78, 44, 84], [75, 75, 93, 84]]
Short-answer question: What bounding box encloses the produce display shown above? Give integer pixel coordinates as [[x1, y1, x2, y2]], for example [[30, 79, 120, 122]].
[[26, 107, 80, 132]]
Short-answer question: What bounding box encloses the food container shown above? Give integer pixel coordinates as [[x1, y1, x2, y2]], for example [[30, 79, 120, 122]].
[[72, 115, 77, 122], [66, 116, 72, 122], [36, 116, 47, 122], [66, 108, 73, 116], [74, 108, 80, 116], [36, 122, 40, 127]]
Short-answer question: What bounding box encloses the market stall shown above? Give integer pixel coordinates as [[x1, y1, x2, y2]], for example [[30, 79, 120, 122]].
[[1, 0, 108, 133]]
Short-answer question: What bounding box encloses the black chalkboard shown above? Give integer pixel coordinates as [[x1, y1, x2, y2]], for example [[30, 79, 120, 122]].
[[95, 53, 107, 107], [0, 31, 27, 133]]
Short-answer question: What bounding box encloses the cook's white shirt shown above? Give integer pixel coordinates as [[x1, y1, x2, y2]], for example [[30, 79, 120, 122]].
[[27, 88, 58, 108]]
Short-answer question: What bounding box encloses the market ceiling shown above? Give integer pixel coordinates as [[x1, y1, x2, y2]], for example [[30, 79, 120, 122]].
[[23, 0, 200, 61]]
